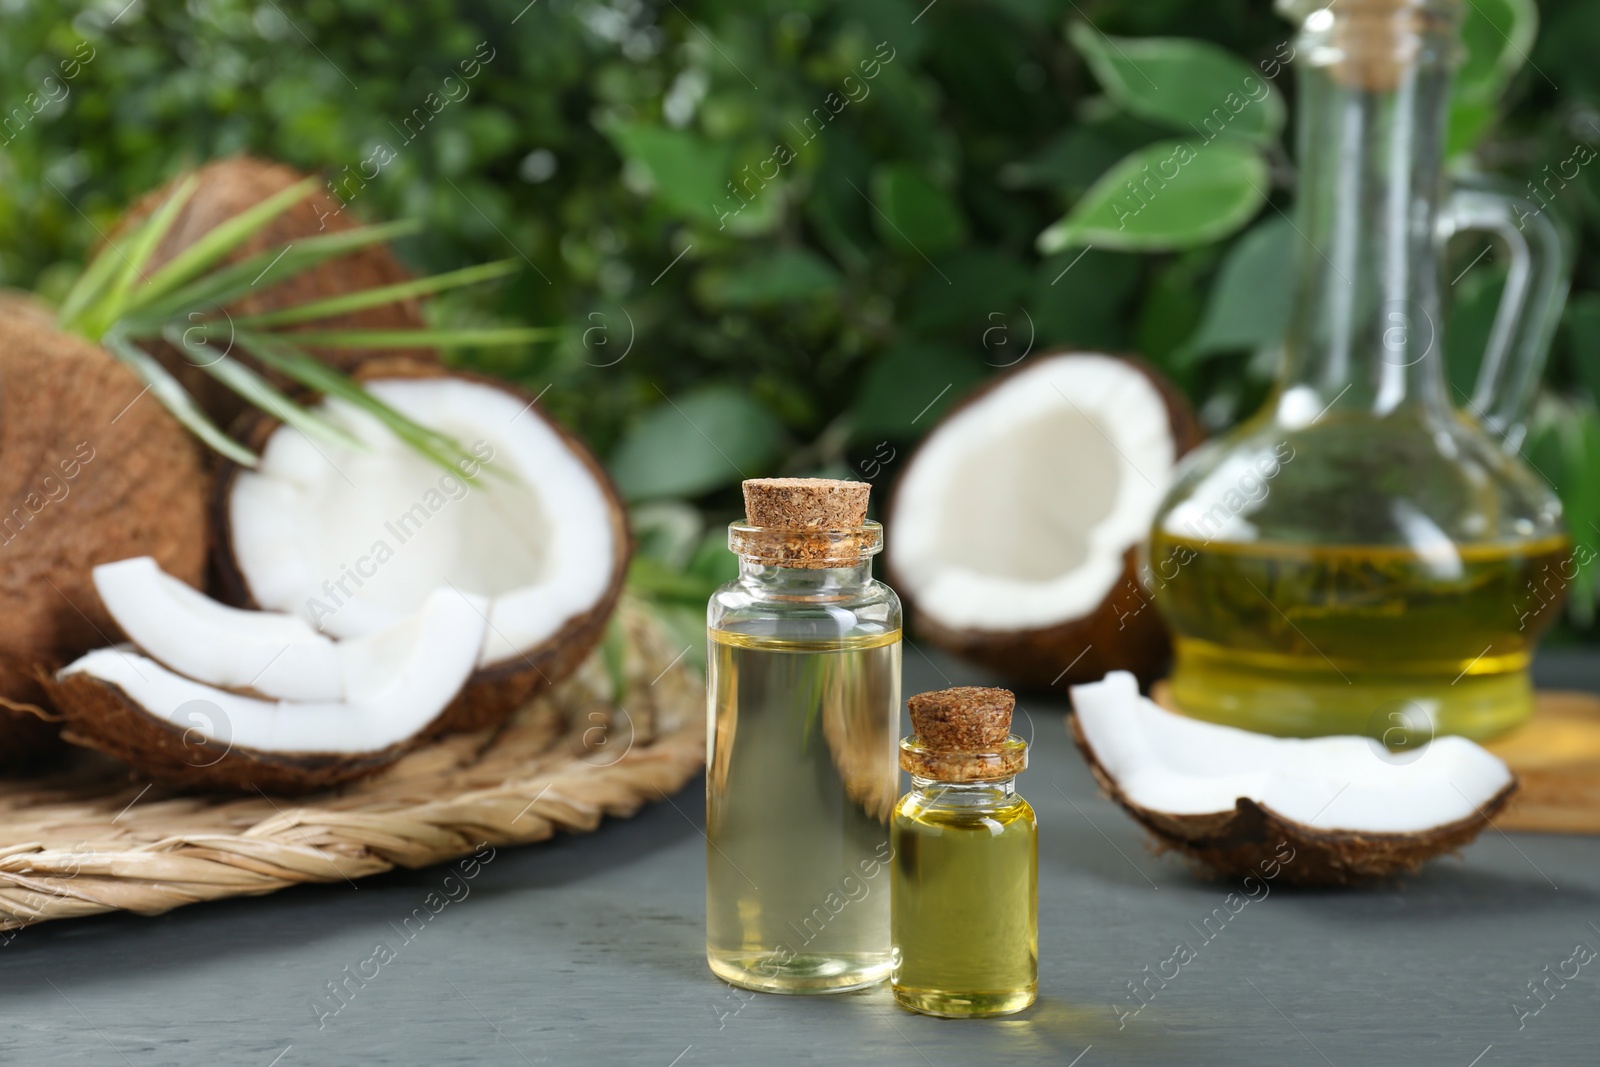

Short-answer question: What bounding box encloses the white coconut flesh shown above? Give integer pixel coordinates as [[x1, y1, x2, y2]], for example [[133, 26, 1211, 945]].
[[889, 354, 1176, 631], [1071, 672, 1515, 835], [59, 588, 488, 753], [227, 376, 618, 666], [94, 556, 343, 701]]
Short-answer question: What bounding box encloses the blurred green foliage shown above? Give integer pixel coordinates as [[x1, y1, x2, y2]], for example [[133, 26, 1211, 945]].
[[2, 0, 1600, 629]]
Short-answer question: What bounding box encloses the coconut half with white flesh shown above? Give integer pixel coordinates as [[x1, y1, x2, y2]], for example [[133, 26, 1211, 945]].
[[50, 587, 489, 792], [213, 365, 629, 733], [1069, 672, 1517, 885], [94, 556, 343, 701], [886, 352, 1203, 689]]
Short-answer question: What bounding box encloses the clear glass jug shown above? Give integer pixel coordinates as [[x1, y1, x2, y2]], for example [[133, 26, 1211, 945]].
[[1148, 0, 1572, 741]]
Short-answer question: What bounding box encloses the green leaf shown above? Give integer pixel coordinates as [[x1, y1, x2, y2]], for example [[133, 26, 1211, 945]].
[[604, 121, 735, 225], [232, 260, 521, 328], [869, 164, 966, 257], [1563, 295, 1600, 405], [1178, 215, 1295, 364], [102, 335, 259, 468], [852, 342, 985, 440], [686, 527, 740, 588], [1455, 0, 1538, 105], [695, 248, 842, 307], [1000, 126, 1126, 191], [1138, 250, 1212, 367], [1068, 25, 1285, 146], [1445, 262, 1508, 400], [907, 248, 1032, 334], [1525, 396, 1600, 626], [609, 386, 783, 501], [625, 556, 720, 605], [1029, 248, 1142, 351], [629, 500, 704, 569], [1038, 139, 1269, 253], [1447, 0, 1537, 156]]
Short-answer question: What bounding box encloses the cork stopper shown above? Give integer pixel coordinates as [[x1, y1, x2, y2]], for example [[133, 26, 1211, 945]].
[[901, 686, 1027, 782], [730, 478, 879, 569], [742, 478, 870, 530], [1283, 0, 1459, 92]]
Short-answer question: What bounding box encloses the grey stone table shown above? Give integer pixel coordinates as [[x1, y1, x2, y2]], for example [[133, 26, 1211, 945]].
[[2, 644, 1597, 1066]]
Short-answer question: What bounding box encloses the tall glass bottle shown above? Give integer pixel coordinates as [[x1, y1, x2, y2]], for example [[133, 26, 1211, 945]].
[[706, 478, 902, 993], [1149, 0, 1572, 741]]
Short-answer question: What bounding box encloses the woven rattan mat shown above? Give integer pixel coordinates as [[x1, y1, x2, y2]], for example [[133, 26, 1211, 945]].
[[0, 601, 704, 931]]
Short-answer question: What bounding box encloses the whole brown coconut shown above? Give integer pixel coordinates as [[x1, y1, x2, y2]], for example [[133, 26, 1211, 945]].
[[122, 156, 433, 430], [211, 359, 630, 737], [885, 351, 1204, 690], [0, 317, 207, 765]]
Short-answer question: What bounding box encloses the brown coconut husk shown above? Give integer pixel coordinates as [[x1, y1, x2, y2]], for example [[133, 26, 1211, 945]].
[[0, 317, 208, 767], [210, 359, 631, 737], [44, 669, 402, 793], [1067, 713, 1517, 886], [886, 352, 1205, 691], [119, 155, 433, 431]]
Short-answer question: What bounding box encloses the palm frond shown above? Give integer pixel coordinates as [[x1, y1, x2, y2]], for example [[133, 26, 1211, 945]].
[[231, 260, 522, 328], [236, 332, 479, 477], [162, 326, 367, 453], [102, 334, 259, 468]]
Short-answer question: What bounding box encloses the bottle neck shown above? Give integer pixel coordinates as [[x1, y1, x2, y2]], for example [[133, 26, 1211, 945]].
[[1276, 0, 1460, 424], [908, 776, 1017, 806], [736, 557, 873, 600]]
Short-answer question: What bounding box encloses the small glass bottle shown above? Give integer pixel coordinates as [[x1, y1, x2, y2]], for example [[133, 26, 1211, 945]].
[[706, 478, 902, 993], [891, 686, 1037, 1018]]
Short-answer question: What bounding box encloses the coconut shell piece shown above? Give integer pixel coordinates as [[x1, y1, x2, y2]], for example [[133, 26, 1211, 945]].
[[0, 317, 208, 767], [120, 156, 432, 430], [1067, 714, 1518, 887], [885, 351, 1204, 690], [45, 670, 401, 793], [211, 360, 630, 737]]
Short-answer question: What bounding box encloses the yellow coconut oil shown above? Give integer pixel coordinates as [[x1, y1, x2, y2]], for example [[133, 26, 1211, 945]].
[[706, 628, 901, 993], [890, 687, 1037, 1018], [1148, 532, 1571, 740], [706, 479, 902, 994], [891, 784, 1037, 1017]]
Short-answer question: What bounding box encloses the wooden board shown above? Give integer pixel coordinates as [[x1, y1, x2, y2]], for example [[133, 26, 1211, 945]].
[[1147, 684, 1600, 835], [1484, 691, 1600, 834]]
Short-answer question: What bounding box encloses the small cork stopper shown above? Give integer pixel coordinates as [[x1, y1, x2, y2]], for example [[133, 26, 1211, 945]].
[[743, 478, 869, 530], [901, 687, 1027, 781], [1289, 0, 1459, 93], [908, 687, 1015, 749], [731, 477, 877, 569]]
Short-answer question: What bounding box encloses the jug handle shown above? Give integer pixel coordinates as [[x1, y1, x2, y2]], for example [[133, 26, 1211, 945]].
[[1437, 183, 1572, 453]]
